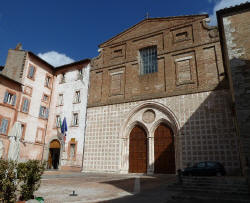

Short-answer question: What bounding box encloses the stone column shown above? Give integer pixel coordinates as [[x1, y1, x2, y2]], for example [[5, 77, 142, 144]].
[[147, 136, 154, 174]]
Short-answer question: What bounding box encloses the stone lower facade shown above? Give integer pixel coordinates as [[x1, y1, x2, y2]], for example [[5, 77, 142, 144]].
[[83, 89, 240, 175]]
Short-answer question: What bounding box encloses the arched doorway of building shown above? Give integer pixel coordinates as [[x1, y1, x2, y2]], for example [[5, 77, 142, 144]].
[[48, 139, 60, 169], [129, 125, 147, 173], [154, 123, 175, 173]]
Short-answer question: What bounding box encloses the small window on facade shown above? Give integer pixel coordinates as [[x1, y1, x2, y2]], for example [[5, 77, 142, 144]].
[[79, 69, 83, 75], [74, 91, 81, 103], [20, 123, 26, 140], [72, 113, 79, 126], [39, 106, 49, 119], [0, 118, 9, 135], [77, 69, 83, 80], [139, 46, 158, 75], [21, 98, 30, 113], [3, 91, 16, 106], [58, 94, 63, 106], [70, 143, 76, 159], [45, 76, 51, 88], [60, 73, 65, 83], [56, 115, 61, 128], [42, 94, 49, 102], [27, 66, 35, 79]]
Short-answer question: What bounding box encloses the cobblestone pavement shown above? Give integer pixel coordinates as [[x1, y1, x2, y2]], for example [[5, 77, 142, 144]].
[[35, 171, 177, 203]]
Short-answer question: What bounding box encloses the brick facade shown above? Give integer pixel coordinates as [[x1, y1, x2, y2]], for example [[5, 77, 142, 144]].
[[84, 14, 241, 174]]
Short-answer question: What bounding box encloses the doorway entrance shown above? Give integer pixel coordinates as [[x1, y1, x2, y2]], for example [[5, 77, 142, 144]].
[[154, 123, 175, 173], [48, 139, 61, 169], [129, 125, 147, 173]]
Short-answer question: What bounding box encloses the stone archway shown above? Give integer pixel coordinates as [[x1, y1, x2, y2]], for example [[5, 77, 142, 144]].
[[48, 139, 61, 169], [120, 101, 180, 174]]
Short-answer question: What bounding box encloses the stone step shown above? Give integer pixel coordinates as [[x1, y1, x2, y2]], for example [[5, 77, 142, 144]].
[[171, 191, 250, 203], [167, 183, 250, 195], [181, 186, 249, 194]]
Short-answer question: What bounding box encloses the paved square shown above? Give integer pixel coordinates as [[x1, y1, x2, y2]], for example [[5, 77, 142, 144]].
[[35, 171, 176, 203]]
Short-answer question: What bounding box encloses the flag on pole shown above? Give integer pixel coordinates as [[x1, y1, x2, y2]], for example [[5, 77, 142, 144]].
[[61, 117, 68, 142]]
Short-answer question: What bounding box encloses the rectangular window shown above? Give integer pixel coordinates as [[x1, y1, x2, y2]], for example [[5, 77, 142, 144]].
[[0, 118, 9, 135], [3, 91, 16, 106], [21, 98, 30, 113], [36, 128, 44, 143], [27, 66, 35, 79], [60, 73, 65, 83], [74, 91, 81, 103], [56, 115, 61, 128], [45, 76, 51, 88], [39, 106, 49, 119], [70, 143, 76, 159], [58, 94, 63, 106], [20, 123, 26, 140], [72, 113, 79, 126], [139, 46, 158, 75], [77, 69, 83, 80]]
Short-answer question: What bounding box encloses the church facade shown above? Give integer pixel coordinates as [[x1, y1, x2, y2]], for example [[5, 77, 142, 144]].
[[82, 14, 240, 174]]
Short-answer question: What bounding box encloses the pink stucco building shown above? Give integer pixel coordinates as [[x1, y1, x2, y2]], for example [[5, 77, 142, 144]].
[[0, 45, 90, 171]]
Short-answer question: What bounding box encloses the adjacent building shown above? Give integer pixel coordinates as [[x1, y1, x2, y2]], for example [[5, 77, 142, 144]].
[[217, 2, 250, 176], [0, 45, 90, 171]]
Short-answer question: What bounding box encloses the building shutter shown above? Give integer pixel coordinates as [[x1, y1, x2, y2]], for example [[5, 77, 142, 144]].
[[1, 119, 8, 134], [0, 120, 3, 133], [45, 108, 49, 119], [22, 99, 28, 112], [39, 106, 43, 117], [29, 66, 34, 78], [3, 92, 8, 103], [12, 95, 16, 106]]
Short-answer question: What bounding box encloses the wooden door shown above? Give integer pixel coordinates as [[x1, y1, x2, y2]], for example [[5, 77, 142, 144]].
[[154, 124, 175, 174], [129, 125, 147, 173]]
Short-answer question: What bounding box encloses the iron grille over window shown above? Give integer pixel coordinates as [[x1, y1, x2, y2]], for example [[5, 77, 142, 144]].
[[140, 46, 158, 75]]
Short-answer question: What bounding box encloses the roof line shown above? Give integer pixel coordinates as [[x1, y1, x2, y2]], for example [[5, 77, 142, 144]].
[[98, 14, 208, 47], [55, 58, 91, 69], [0, 73, 23, 86], [216, 2, 250, 16], [28, 51, 55, 69]]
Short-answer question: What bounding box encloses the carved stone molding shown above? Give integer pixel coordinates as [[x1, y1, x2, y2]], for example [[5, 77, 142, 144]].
[[142, 109, 156, 124], [202, 18, 219, 38]]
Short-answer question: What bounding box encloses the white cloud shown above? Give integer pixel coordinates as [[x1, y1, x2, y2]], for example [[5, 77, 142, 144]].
[[209, 0, 249, 25], [38, 51, 75, 67]]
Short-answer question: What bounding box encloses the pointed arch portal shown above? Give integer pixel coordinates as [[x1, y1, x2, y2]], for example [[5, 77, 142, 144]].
[[129, 125, 147, 173], [154, 123, 175, 174]]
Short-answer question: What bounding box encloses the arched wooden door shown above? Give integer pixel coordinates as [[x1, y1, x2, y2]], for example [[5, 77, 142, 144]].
[[129, 125, 147, 173], [154, 123, 175, 174]]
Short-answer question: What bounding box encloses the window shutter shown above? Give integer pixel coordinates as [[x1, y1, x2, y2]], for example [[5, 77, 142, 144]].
[[12, 95, 16, 106], [2, 119, 8, 134], [29, 66, 34, 78], [0, 120, 3, 133], [39, 106, 43, 117], [45, 108, 49, 119], [23, 99, 28, 112], [3, 92, 8, 103]]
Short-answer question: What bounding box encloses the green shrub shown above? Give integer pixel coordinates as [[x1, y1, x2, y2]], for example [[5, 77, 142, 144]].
[[17, 160, 46, 201], [0, 159, 18, 203]]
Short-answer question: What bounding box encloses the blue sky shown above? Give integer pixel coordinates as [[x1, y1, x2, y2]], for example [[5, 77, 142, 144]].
[[0, 0, 248, 66]]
